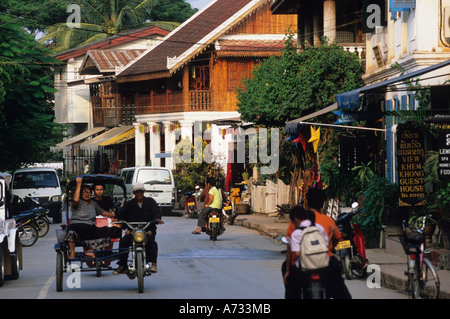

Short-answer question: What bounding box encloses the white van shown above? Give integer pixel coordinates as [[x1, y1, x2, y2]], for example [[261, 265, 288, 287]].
[[115, 167, 176, 215], [11, 168, 62, 222]]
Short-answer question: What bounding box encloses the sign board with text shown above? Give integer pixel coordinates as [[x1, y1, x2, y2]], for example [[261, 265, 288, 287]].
[[438, 129, 450, 181], [396, 124, 425, 207]]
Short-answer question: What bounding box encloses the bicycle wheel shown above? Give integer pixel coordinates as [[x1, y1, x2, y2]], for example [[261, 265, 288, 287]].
[[19, 225, 38, 247], [419, 258, 440, 299]]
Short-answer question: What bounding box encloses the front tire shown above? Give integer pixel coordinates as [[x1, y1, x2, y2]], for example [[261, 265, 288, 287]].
[[136, 250, 144, 293]]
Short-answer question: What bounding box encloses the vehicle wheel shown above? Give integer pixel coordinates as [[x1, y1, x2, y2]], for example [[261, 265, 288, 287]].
[[420, 258, 440, 299], [19, 225, 38, 247], [210, 228, 218, 241], [36, 218, 50, 237], [341, 255, 352, 280], [0, 245, 4, 287], [228, 216, 235, 226], [56, 251, 64, 292], [136, 251, 144, 293], [410, 263, 420, 299], [5, 239, 20, 280]]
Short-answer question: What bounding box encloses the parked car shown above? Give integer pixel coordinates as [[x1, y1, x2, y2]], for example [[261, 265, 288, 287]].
[[10, 168, 63, 223], [114, 167, 176, 215]]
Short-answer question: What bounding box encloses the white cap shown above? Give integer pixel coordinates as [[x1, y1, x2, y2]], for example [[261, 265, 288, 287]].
[[132, 182, 145, 193]]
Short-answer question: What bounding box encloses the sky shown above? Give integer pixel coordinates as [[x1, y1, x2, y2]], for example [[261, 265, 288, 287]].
[[187, 0, 213, 10]]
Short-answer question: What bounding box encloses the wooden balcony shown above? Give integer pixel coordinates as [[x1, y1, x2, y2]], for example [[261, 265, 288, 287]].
[[136, 90, 213, 114]]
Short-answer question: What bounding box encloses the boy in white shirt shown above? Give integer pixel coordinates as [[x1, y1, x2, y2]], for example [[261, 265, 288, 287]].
[[289, 208, 329, 269]]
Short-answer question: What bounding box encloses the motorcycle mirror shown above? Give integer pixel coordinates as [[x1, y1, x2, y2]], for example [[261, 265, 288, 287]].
[[351, 202, 359, 209]]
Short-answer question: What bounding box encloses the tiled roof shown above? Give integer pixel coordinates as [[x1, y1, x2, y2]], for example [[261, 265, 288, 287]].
[[117, 0, 266, 78], [215, 39, 285, 57], [80, 49, 146, 74], [53, 26, 170, 61]]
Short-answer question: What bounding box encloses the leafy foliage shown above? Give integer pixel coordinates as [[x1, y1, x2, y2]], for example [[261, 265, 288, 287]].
[[237, 35, 364, 127], [172, 137, 225, 192], [0, 18, 64, 171], [38, 0, 186, 52]]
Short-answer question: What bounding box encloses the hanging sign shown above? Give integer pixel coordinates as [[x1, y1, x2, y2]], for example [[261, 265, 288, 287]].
[[332, 110, 382, 125], [438, 129, 450, 181], [397, 124, 425, 207]]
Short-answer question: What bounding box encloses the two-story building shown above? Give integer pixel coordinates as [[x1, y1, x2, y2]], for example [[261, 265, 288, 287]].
[[80, 0, 297, 180], [53, 25, 171, 174], [278, 0, 450, 185]]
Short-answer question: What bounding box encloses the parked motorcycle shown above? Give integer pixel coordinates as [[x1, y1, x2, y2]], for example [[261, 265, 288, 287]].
[[204, 209, 224, 241], [14, 210, 40, 247], [334, 202, 369, 279], [222, 197, 236, 225], [184, 190, 198, 219]]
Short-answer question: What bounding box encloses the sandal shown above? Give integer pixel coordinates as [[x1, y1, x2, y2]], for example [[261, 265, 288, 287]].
[[191, 231, 201, 235]]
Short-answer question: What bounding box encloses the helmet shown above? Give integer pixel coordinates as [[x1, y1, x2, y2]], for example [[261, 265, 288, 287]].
[[132, 182, 145, 193]]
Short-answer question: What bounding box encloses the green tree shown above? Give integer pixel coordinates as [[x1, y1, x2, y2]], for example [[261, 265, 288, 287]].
[[39, 0, 181, 52], [0, 17, 63, 171], [237, 35, 364, 127], [149, 0, 198, 23], [0, 0, 68, 35]]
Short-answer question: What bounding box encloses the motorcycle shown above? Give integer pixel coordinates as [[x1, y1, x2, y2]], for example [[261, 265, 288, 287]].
[[14, 210, 41, 247], [116, 219, 163, 293], [222, 197, 236, 225], [184, 190, 198, 219], [334, 202, 369, 279], [204, 209, 224, 241], [14, 196, 50, 237]]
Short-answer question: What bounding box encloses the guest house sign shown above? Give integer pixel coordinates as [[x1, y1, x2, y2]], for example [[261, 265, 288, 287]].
[[397, 124, 425, 207]]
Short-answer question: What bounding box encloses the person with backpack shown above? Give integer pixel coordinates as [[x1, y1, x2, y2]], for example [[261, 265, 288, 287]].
[[289, 207, 330, 298], [305, 187, 352, 299]]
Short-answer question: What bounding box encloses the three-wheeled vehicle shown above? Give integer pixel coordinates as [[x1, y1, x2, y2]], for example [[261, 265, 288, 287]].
[[54, 174, 159, 293], [0, 173, 23, 286]]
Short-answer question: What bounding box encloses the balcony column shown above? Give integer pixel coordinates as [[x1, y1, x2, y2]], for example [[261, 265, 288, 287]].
[[163, 121, 176, 170], [148, 122, 161, 167], [133, 123, 146, 167], [323, 0, 336, 43], [179, 120, 194, 141], [304, 2, 313, 46], [313, 1, 322, 45]]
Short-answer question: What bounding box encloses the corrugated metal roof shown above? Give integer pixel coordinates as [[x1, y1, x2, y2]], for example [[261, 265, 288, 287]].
[[80, 49, 146, 74]]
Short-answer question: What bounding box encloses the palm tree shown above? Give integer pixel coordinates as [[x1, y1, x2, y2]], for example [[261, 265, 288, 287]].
[[39, 0, 178, 52]]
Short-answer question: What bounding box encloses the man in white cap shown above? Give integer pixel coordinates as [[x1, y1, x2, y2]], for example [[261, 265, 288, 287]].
[[113, 182, 163, 275]]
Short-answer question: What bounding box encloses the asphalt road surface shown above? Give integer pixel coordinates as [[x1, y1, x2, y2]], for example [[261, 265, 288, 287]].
[[0, 216, 407, 301]]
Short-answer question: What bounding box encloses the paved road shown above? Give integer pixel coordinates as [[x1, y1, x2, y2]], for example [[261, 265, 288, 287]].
[[0, 216, 406, 300]]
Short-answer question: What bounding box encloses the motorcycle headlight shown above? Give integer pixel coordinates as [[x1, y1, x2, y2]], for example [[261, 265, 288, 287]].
[[134, 230, 145, 243], [51, 195, 61, 202]]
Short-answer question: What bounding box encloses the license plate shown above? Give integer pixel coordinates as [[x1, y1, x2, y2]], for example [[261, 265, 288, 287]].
[[209, 217, 220, 223], [148, 193, 158, 197], [188, 202, 195, 206], [224, 206, 232, 210], [335, 240, 351, 250]]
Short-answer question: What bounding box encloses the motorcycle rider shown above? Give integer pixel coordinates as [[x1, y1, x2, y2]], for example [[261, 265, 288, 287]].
[[283, 187, 351, 299], [305, 187, 351, 299], [113, 183, 163, 275], [191, 176, 223, 235]]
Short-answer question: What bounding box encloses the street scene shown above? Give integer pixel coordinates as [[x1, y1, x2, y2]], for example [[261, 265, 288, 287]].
[[0, 0, 449, 304], [0, 216, 407, 300]]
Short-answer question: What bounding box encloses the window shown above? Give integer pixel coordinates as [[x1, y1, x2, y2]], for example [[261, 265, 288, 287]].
[[390, 0, 415, 19], [228, 62, 250, 91]]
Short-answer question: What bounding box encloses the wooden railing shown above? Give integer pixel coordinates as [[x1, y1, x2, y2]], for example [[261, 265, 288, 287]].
[[136, 90, 213, 114], [189, 90, 212, 111]]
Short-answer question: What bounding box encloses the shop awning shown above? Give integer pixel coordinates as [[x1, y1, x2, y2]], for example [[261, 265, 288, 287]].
[[285, 103, 337, 133], [52, 127, 106, 150], [337, 59, 450, 110], [100, 127, 135, 146], [80, 126, 134, 150]]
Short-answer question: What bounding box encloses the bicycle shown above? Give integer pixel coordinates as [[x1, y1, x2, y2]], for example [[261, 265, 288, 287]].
[[400, 215, 440, 299]]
